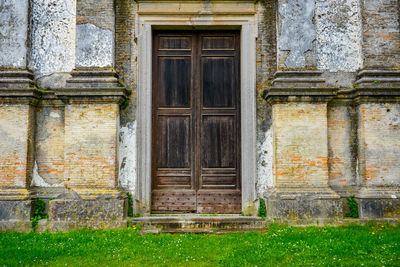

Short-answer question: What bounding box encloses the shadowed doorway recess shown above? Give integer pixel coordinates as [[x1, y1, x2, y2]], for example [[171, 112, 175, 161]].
[[151, 30, 241, 213]]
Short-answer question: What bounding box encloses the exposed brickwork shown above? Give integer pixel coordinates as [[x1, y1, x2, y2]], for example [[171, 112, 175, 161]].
[[358, 103, 400, 186], [35, 107, 65, 185], [256, 0, 277, 90], [0, 105, 32, 187], [361, 0, 400, 68], [327, 103, 357, 186], [273, 103, 329, 187], [64, 104, 118, 187], [115, 0, 137, 124], [76, 0, 114, 30], [256, 0, 277, 193]]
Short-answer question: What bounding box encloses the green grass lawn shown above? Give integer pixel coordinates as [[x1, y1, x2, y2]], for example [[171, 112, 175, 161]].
[[1, 224, 399, 266]]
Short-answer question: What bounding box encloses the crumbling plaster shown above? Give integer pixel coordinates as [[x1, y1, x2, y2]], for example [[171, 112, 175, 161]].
[[277, 0, 316, 69], [315, 0, 363, 72], [76, 23, 114, 68], [277, 0, 363, 73], [118, 121, 137, 195], [29, 0, 76, 78], [0, 0, 29, 68]]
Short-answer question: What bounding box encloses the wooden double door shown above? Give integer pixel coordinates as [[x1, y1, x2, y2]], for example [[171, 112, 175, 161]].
[[151, 31, 241, 213]]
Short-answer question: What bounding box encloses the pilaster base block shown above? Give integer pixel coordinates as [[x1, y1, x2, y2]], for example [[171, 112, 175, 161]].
[[0, 200, 31, 231], [266, 187, 342, 222], [0, 189, 32, 231], [357, 187, 400, 219], [41, 199, 127, 231], [29, 187, 128, 231]]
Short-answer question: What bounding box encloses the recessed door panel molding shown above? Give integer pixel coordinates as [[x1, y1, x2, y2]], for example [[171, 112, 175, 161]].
[[152, 30, 241, 213], [158, 57, 191, 108]]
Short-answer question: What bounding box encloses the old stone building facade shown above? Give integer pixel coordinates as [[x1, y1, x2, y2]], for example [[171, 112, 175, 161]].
[[0, 0, 399, 230]]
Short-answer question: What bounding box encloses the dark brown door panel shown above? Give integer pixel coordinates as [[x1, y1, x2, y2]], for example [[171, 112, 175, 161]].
[[152, 31, 241, 213]]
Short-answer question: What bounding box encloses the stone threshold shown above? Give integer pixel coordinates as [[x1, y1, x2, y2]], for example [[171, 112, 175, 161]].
[[131, 215, 400, 234], [132, 215, 267, 234]]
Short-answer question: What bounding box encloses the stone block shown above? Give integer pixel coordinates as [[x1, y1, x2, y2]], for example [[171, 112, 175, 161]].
[[76, 23, 114, 68], [266, 188, 342, 221], [359, 199, 400, 218], [0, 200, 31, 232], [46, 199, 127, 231], [315, 0, 362, 72], [361, 0, 400, 68], [357, 186, 400, 218]]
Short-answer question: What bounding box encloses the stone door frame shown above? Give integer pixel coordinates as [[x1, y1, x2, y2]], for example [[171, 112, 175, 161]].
[[135, 3, 258, 214]]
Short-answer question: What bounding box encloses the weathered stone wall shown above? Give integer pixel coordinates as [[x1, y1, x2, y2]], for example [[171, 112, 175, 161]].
[[29, 0, 76, 79], [277, 0, 317, 69], [361, 0, 400, 68], [76, 0, 114, 68], [1, 0, 400, 229], [0, 0, 29, 68], [115, 0, 137, 195], [327, 102, 358, 188], [256, 0, 277, 195], [33, 107, 65, 187], [315, 0, 363, 72]]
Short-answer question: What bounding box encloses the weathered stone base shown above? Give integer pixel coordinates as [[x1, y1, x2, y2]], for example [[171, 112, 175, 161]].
[[266, 187, 342, 221], [357, 187, 400, 218], [31, 198, 128, 232], [133, 215, 267, 234], [0, 200, 32, 231], [0, 188, 128, 231]]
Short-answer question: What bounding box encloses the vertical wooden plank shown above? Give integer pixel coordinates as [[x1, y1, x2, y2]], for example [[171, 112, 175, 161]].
[[151, 32, 196, 213], [197, 32, 241, 213]]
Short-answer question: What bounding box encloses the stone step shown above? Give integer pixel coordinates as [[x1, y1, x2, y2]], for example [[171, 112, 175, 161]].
[[131, 215, 268, 234]]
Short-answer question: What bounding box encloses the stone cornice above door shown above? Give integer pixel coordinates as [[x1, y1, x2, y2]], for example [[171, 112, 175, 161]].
[[136, 0, 257, 16]]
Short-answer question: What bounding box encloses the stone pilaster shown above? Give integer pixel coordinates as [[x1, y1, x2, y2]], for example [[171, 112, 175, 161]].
[[353, 0, 400, 218], [29, 0, 76, 80], [265, 71, 342, 222], [0, 0, 39, 231], [353, 70, 400, 218]]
